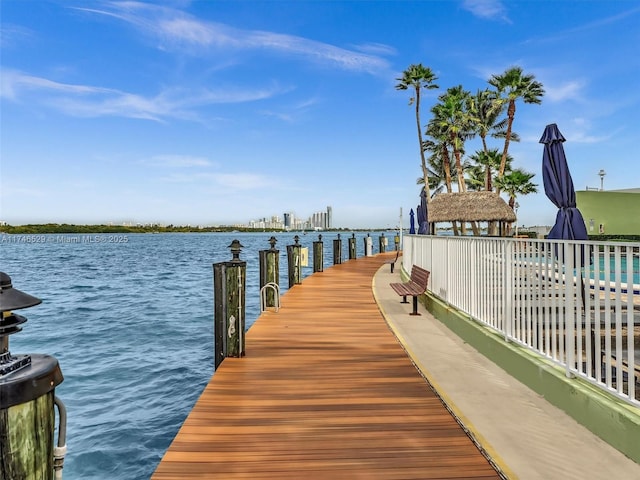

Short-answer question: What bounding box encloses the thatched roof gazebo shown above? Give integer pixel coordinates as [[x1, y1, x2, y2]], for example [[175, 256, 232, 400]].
[[427, 191, 516, 236]]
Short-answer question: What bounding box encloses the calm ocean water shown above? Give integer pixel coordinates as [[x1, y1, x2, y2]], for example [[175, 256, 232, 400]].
[[1, 231, 386, 480]]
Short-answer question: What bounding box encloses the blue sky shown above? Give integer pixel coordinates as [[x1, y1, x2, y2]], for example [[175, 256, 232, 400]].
[[2, 1, 639, 229]]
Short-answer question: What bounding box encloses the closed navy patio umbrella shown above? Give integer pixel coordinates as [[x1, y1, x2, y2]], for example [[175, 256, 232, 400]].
[[541, 123, 590, 278], [540, 123, 590, 355], [409, 208, 416, 234], [540, 123, 588, 242], [417, 189, 429, 234]]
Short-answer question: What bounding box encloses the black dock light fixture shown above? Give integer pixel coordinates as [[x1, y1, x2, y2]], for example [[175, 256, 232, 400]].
[[269, 235, 278, 251], [0, 272, 67, 479], [228, 239, 245, 262]]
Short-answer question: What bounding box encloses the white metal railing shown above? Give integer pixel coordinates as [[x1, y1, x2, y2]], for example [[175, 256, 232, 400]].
[[403, 234, 640, 406]]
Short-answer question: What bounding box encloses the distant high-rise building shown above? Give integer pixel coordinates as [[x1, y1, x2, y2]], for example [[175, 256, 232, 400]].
[[283, 213, 291, 229], [326, 206, 332, 229]]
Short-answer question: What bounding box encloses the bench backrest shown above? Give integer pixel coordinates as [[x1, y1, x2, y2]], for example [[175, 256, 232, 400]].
[[410, 265, 430, 290]]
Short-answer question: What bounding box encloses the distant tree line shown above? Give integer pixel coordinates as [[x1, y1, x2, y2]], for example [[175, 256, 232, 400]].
[[0, 223, 279, 234], [0, 224, 385, 234]]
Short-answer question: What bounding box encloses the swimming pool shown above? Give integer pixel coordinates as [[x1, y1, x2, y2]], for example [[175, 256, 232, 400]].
[[516, 251, 640, 295]]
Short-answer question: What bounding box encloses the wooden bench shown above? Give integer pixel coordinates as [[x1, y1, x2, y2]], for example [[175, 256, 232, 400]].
[[390, 265, 430, 315]]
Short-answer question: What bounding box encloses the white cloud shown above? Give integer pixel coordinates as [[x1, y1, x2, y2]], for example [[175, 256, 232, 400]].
[[144, 155, 213, 168], [543, 80, 585, 102], [353, 42, 397, 57], [77, 2, 392, 75], [0, 24, 35, 49], [0, 69, 115, 100], [462, 0, 510, 22], [213, 173, 272, 190], [564, 127, 610, 145], [1, 70, 286, 121], [157, 171, 275, 190], [259, 96, 319, 123]]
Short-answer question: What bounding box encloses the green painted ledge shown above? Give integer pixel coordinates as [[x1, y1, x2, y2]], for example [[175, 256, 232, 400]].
[[411, 282, 640, 463]]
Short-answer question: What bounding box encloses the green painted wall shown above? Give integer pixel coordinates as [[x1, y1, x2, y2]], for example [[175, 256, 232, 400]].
[[576, 190, 640, 235]]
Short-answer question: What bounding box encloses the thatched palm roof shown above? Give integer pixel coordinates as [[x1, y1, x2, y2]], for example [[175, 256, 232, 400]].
[[427, 192, 516, 223]]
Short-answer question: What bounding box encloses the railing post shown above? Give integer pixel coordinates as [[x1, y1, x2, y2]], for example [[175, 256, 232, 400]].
[[313, 234, 324, 273], [565, 242, 576, 378], [259, 236, 279, 309], [213, 239, 246, 370], [504, 239, 514, 341]]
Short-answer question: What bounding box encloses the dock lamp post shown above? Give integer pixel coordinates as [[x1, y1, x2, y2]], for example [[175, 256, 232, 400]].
[[0, 272, 67, 479], [598, 169, 606, 191], [213, 241, 247, 369]]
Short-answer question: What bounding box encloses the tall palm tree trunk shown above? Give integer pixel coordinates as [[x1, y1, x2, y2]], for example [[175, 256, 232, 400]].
[[452, 142, 468, 235], [497, 100, 516, 193], [414, 90, 431, 204], [440, 145, 459, 235]]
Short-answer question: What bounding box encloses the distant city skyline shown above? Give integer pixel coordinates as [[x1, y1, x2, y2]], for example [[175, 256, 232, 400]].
[[0, 205, 339, 230]]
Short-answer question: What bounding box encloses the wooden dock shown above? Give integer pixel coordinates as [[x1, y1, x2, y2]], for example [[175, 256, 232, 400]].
[[152, 253, 502, 479]]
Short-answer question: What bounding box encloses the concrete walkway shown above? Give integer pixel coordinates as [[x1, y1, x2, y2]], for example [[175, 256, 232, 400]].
[[372, 260, 640, 480]]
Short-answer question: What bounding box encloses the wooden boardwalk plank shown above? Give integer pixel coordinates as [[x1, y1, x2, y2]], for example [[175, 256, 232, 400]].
[[152, 254, 502, 479]]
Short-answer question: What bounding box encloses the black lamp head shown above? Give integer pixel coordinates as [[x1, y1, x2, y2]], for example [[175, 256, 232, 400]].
[[0, 272, 42, 313]]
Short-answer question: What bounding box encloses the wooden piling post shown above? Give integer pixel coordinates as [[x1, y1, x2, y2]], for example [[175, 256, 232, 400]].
[[259, 236, 279, 309], [287, 235, 302, 288], [364, 233, 373, 256], [0, 274, 65, 480], [213, 239, 246, 370], [394, 233, 400, 251], [333, 234, 342, 265], [379, 233, 387, 254], [313, 234, 323, 273], [1, 355, 63, 480], [348, 233, 357, 260]]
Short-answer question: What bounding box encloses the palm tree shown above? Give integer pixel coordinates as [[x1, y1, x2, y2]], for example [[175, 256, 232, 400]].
[[494, 168, 537, 235], [415, 158, 445, 198], [468, 88, 508, 155], [493, 168, 538, 209], [430, 86, 474, 193], [423, 132, 453, 193], [396, 64, 439, 202], [488, 67, 544, 185], [467, 148, 512, 192], [420, 139, 460, 235]]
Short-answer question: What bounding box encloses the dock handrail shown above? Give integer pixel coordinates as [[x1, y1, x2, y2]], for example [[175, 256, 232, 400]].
[[403, 234, 640, 406], [260, 282, 280, 313]]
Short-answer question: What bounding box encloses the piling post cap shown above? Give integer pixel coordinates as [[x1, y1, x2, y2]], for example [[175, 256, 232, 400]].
[[227, 239, 245, 262], [337, 233, 341, 239], [0, 272, 42, 313], [268, 236, 278, 251], [318, 234, 322, 241], [294, 235, 300, 245], [352, 233, 355, 238], [381, 232, 385, 237]]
